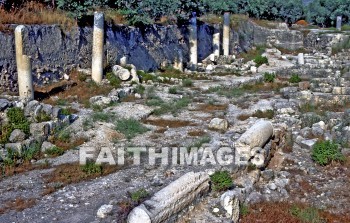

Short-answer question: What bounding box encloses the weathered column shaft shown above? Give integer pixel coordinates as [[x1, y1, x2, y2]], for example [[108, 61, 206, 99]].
[[174, 50, 183, 72], [223, 12, 230, 56], [189, 13, 197, 71], [213, 33, 220, 56], [18, 55, 34, 99], [234, 120, 273, 167], [127, 172, 209, 223], [15, 25, 34, 100], [91, 12, 104, 83], [336, 16, 342, 31]]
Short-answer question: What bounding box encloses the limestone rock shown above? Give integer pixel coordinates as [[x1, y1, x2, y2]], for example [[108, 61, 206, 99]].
[[0, 99, 10, 111], [5, 143, 23, 154], [41, 141, 55, 152], [105, 103, 152, 120], [30, 122, 50, 137], [89, 95, 118, 107], [209, 118, 228, 130], [9, 129, 26, 143], [97, 204, 113, 218]]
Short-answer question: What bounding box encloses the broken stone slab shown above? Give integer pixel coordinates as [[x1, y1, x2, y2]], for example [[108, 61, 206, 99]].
[[105, 103, 152, 120], [300, 139, 318, 150], [127, 172, 209, 223], [209, 118, 228, 130]]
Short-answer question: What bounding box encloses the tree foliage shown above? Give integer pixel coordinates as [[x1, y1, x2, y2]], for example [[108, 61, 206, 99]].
[[3, 0, 350, 27], [305, 0, 350, 27]]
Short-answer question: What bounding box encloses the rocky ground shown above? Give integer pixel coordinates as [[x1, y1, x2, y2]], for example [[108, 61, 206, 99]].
[[1, 47, 350, 223]]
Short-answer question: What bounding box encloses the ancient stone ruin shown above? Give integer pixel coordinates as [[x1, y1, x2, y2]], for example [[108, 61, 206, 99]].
[[0, 8, 350, 223]]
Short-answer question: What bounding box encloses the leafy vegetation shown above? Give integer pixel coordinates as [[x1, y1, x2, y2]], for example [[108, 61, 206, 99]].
[[152, 97, 192, 116], [263, 72, 276, 83], [0, 107, 30, 144], [81, 161, 102, 175], [290, 205, 323, 223], [238, 109, 275, 121], [45, 146, 65, 157], [311, 140, 346, 166], [210, 170, 233, 192], [106, 72, 121, 88], [130, 189, 149, 203], [182, 78, 193, 87], [1, 0, 350, 29], [168, 86, 180, 94], [289, 74, 302, 83], [189, 135, 211, 149], [254, 55, 268, 67], [115, 118, 149, 140]]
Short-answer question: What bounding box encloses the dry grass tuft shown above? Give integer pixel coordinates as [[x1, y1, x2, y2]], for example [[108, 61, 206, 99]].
[[42, 70, 114, 107], [197, 104, 228, 112], [241, 201, 350, 223], [0, 197, 37, 214], [143, 119, 197, 128], [188, 130, 206, 137], [0, 2, 76, 31], [43, 162, 119, 195]]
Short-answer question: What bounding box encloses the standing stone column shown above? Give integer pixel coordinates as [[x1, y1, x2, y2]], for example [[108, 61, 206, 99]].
[[298, 53, 304, 65], [223, 12, 230, 56], [336, 16, 342, 31], [213, 32, 220, 57], [15, 25, 34, 100], [91, 12, 104, 83], [174, 50, 184, 72], [189, 12, 197, 71]]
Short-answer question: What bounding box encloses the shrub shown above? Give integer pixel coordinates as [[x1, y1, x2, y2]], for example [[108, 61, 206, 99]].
[[36, 111, 51, 122], [0, 108, 30, 143], [130, 189, 149, 203], [153, 97, 191, 116], [311, 141, 345, 166], [182, 78, 193, 87], [81, 161, 102, 175], [134, 84, 145, 95], [106, 72, 121, 88], [137, 71, 158, 82], [189, 135, 211, 149], [290, 205, 323, 223], [57, 129, 71, 143], [254, 55, 268, 67], [240, 203, 250, 216], [210, 170, 233, 191], [23, 142, 41, 161], [45, 146, 65, 157], [263, 72, 275, 83], [168, 86, 179, 94], [78, 72, 87, 82], [115, 118, 149, 140], [289, 74, 302, 83]]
